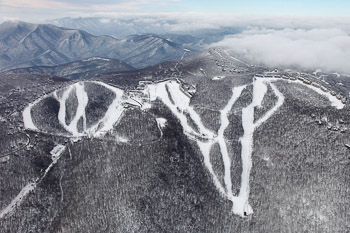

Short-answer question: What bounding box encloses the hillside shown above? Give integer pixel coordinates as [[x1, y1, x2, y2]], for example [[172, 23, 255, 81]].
[[0, 21, 191, 71], [5, 57, 135, 80], [0, 48, 349, 232]]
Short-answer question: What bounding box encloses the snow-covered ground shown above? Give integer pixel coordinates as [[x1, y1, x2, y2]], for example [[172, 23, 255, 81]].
[[212, 76, 225, 80], [156, 118, 167, 138], [22, 77, 343, 218]]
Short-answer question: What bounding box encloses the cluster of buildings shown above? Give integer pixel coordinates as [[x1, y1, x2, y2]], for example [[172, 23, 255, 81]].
[[125, 78, 196, 109], [255, 71, 347, 104], [312, 114, 347, 133]]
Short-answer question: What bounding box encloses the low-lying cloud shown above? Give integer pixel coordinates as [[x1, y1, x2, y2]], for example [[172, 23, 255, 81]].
[[66, 13, 350, 33], [211, 28, 350, 74]]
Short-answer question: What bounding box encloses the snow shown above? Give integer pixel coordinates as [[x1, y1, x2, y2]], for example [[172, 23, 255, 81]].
[[156, 117, 167, 138], [234, 80, 266, 216], [43, 144, 66, 178], [22, 103, 37, 130], [313, 69, 322, 76], [0, 144, 66, 219], [24, 81, 129, 137], [54, 84, 76, 135], [230, 78, 284, 217], [142, 81, 230, 197], [212, 76, 225, 80], [83, 57, 110, 62], [139, 79, 285, 217], [257, 77, 344, 109], [50, 144, 66, 160], [67, 83, 88, 134], [223, 49, 250, 67], [255, 83, 285, 127], [197, 141, 226, 195], [23, 76, 341, 218], [146, 81, 215, 139], [0, 182, 36, 219], [53, 83, 89, 136], [116, 136, 129, 143], [23, 90, 55, 130], [149, 48, 158, 57], [156, 118, 167, 129], [217, 85, 245, 198], [87, 81, 125, 137], [295, 80, 344, 109]]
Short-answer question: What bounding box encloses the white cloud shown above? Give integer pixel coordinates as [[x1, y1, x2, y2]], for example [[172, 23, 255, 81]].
[[67, 13, 350, 33], [1, 16, 20, 22], [211, 28, 350, 74], [99, 18, 111, 23], [0, 0, 83, 9]]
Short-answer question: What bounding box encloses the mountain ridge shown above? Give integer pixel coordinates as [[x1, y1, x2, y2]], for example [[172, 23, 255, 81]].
[[5, 56, 135, 79], [0, 21, 192, 71]]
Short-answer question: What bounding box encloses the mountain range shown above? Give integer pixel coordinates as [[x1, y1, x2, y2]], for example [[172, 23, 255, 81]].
[[0, 21, 192, 71], [5, 57, 134, 79]]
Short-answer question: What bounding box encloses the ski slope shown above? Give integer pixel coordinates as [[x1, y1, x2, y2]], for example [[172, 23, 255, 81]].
[[21, 77, 343, 217]]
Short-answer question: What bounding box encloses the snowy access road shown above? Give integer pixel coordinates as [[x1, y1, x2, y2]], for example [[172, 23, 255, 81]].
[[0, 144, 66, 219]]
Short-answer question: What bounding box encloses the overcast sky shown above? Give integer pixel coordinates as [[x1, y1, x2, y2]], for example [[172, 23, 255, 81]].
[[1, 0, 350, 23]]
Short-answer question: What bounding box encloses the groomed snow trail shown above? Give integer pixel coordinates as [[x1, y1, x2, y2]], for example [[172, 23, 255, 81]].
[[24, 81, 132, 138], [142, 79, 285, 217], [217, 86, 246, 199], [295, 80, 344, 109], [231, 78, 284, 217], [53, 83, 89, 136], [0, 144, 66, 220], [87, 81, 126, 137], [145, 81, 215, 139], [23, 103, 37, 130]]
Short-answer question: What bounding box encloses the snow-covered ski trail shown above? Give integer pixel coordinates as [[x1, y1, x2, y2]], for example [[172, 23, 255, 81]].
[[142, 79, 285, 217], [231, 79, 284, 216], [217, 85, 246, 198], [53, 83, 89, 136], [23, 81, 133, 138], [87, 81, 126, 137], [146, 81, 215, 140]]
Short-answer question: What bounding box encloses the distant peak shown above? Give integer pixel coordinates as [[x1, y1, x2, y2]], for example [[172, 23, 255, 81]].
[[0, 20, 37, 30]]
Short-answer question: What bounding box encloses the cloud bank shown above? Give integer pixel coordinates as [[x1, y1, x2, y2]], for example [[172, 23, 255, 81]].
[[211, 28, 350, 74], [65, 13, 350, 33]]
